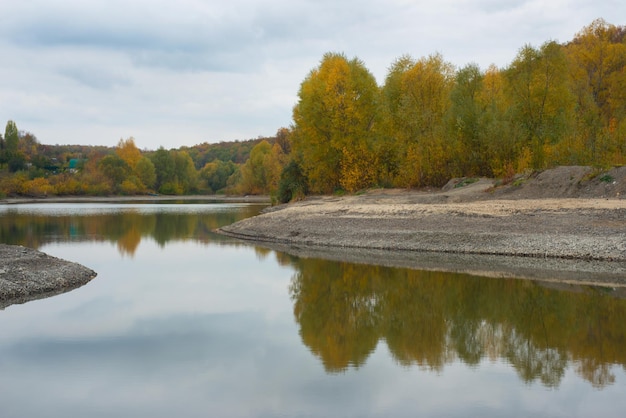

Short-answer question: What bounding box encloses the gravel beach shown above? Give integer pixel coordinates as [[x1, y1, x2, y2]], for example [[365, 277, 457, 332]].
[[0, 244, 96, 309], [219, 166, 626, 285]]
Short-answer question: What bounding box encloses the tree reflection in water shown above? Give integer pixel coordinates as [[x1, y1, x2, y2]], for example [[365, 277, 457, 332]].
[[2, 206, 624, 389], [286, 257, 626, 388], [0, 205, 263, 256]]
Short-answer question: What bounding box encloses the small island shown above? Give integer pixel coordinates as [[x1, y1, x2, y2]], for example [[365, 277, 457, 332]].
[[0, 244, 96, 309]]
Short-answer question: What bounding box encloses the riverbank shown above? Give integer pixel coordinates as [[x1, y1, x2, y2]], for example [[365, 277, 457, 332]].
[[219, 167, 626, 286], [0, 244, 97, 309]]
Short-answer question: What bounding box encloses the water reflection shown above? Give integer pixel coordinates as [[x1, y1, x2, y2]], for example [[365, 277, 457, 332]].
[[0, 203, 265, 256], [2, 202, 625, 397], [284, 257, 626, 388]]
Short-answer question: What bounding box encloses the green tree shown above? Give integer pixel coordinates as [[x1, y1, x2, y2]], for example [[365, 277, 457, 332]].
[[98, 154, 131, 190], [150, 147, 177, 193], [173, 151, 198, 194], [505, 42, 575, 169], [200, 160, 237, 193], [4, 121, 27, 173], [277, 159, 308, 203], [448, 64, 488, 176], [477, 65, 518, 177], [135, 156, 156, 190], [4, 120, 19, 155]]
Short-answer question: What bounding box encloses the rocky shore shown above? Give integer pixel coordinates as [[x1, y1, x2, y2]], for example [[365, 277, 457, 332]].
[[219, 166, 626, 286], [0, 244, 96, 309]]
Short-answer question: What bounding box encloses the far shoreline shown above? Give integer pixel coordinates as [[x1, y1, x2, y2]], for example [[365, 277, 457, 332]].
[[0, 194, 271, 205]]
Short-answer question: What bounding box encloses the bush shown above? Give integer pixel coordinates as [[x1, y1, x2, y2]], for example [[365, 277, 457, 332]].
[[159, 181, 183, 195], [49, 174, 84, 195], [277, 160, 308, 203], [20, 177, 54, 196]]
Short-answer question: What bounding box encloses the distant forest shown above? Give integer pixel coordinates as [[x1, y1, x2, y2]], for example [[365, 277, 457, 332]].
[[1, 19, 624, 201]]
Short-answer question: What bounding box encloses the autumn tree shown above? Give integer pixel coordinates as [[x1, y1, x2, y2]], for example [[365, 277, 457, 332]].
[[116, 137, 142, 170], [381, 54, 456, 186], [477, 65, 517, 177], [292, 52, 380, 193], [239, 140, 287, 195], [505, 42, 575, 169], [565, 19, 626, 164], [447, 63, 488, 176]]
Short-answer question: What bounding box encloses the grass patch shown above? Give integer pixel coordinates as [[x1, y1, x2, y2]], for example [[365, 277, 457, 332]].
[[599, 174, 614, 183], [454, 178, 479, 188], [511, 178, 526, 187]]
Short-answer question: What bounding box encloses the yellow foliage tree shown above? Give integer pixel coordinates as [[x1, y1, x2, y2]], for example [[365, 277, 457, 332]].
[[565, 18, 626, 165], [381, 54, 455, 187], [116, 137, 142, 170], [292, 52, 379, 193]]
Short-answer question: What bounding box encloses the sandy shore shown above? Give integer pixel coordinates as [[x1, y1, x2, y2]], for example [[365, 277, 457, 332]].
[[219, 177, 626, 286]]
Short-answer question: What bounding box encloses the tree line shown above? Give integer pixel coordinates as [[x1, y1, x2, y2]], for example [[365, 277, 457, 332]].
[[0, 123, 284, 197], [1, 19, 624, 200], [286, 18, 626, 196]]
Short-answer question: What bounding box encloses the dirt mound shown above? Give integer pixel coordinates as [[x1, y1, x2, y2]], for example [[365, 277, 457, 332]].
[[484, 166, 625, 200]]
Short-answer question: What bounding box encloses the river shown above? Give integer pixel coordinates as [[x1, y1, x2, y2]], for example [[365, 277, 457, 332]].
[[0, 202, 625, 417]]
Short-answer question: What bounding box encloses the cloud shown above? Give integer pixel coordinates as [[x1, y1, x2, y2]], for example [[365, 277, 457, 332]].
[[0, 0, 624, 148]]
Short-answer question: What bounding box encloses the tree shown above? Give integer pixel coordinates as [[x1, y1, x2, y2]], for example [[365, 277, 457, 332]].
[[277, 159, 308, 203], [274, 127, 291, 154], [135, 156, 156, 190], [98, 154, 131, 188], [476, 65, 518, 177], [240, 140, 272, 194], [4, 120, 26, 172], [0, 132, 5, 167], [116, 137, 142, 170], [505, 42, 575, 169], [200, 160, 237, 193], [565, 19, 626, 164], [292, 52, 379, 193], [150, 147, 176, 193], [4, 120, 19, 155], [381, 54, 455, 186], [448, 63, 487, 176], [173, 151, 198, 194]]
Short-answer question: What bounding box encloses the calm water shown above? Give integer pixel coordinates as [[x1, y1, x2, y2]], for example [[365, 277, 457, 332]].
[[1, 202, 625, 418]]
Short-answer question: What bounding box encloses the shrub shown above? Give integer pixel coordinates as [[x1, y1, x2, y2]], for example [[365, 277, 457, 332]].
[[277, 160, 308, 203], [20, 177, 53, 196]]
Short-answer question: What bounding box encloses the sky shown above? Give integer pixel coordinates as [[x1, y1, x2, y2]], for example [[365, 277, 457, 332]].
[[0, 0, 624, 150]]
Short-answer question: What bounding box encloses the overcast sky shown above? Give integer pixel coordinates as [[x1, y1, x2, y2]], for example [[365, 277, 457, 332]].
[[0, 1, 623, 150]]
